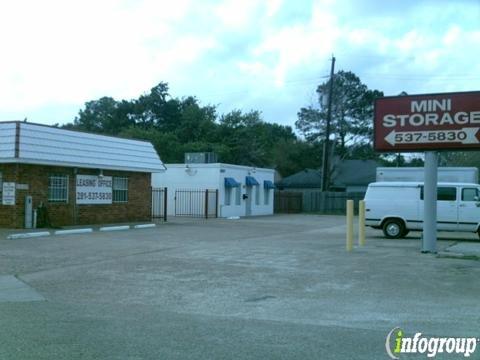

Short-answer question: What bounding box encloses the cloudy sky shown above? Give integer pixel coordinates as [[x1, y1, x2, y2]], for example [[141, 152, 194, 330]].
[[0, 0, 479, 128]]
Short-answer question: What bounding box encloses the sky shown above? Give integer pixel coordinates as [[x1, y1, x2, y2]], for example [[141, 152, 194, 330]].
[[0, 0, 479, 128]]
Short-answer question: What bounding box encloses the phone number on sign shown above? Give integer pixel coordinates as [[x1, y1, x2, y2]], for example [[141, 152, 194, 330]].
[[395, 130, 467, 143], [77, 192, 112, 201]]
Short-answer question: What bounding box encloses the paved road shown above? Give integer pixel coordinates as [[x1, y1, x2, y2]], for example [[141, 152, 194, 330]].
[[0, 215, 479, 359]]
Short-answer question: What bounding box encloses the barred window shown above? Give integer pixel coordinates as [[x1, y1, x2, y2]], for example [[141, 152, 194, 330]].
[[48, 175, 69, 203], [113, 177, 128, 203]]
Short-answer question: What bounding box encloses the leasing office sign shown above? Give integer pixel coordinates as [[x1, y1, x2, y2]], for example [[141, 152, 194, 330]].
[[76, 175, 112, 204], [374, 91, 480, 152]]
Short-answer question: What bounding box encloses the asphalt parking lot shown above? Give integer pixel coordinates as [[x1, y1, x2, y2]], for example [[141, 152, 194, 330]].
[[0, 215, 479, 359]]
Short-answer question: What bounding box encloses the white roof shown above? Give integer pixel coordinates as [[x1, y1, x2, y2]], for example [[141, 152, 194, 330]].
[[0, 121, 165, 173], [370, 181, 479, 187], [165, 163, 275, 173], [376, 167, 478, 172], [0, 122, 16, 158]]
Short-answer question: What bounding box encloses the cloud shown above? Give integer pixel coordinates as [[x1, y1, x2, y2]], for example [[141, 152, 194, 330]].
[[0, 0, 479, 128]]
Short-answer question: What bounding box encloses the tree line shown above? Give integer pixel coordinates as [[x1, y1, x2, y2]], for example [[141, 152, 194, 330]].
[[64, 72, 432, 177]]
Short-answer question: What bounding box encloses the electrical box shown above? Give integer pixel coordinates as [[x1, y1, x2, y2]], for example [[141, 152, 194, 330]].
[[25, 196, 33, 229]]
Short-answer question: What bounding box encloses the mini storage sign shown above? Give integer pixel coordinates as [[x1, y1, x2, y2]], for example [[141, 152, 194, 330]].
[[374, 91, 480, 152], [76, 175, 112, 205]]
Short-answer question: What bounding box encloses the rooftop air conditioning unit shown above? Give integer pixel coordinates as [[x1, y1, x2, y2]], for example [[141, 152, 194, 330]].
[[184, 152, 218, 164]]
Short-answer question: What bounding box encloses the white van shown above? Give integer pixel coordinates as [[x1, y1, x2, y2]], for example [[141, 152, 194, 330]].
[[364, 182, 480, 239]]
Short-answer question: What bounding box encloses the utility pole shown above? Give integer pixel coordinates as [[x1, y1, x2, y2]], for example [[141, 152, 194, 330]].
[[321, 55, 335, 191]]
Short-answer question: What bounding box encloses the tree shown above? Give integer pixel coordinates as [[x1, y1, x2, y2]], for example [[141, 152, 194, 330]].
[[175, 96, 217, 143], [71, 97, 134, 134], [296, 71, 383, 157], [131, 82, 182, 130], [65, 81, 316, 176], [118, 127, 184, 163], [217, 110, 271, 166], [271, 139, 323, 176], [217, 110, 297, 167], [442, 151, 480, 169]]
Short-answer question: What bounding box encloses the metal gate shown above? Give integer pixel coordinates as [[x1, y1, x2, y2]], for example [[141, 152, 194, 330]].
[[152, 187, 167, 221], [175, 189, 218, 218]]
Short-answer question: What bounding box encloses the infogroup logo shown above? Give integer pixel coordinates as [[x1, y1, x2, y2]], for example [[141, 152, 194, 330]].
[[385, 327, 478, 359]]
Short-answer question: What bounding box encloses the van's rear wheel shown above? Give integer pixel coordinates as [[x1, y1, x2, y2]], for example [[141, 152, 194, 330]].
[[382, 219, 405, 239]]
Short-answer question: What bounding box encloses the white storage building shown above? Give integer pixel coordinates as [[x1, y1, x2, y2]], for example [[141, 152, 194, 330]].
[[376, 167, 479, 183], [152, 163, 275, 218]]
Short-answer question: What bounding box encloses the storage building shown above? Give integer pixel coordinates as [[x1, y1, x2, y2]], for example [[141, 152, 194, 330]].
[[152, 163, 275, 218], [0, 121, 165, 228]]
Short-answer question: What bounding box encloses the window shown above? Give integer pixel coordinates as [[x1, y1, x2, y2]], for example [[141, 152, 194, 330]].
[[255, 185, 260, 205], [0, 172, 2, 200], [48, 175, 69, 203], [264, 188, 270, 205], [224, 178, 240, 206], [462, 188, 479, 202], [113, 177, 128, 203], [437, 187, 457, 201], [235, 184, 241, 205], [225, 188, 231, 206], [420, 187, 457, 201]]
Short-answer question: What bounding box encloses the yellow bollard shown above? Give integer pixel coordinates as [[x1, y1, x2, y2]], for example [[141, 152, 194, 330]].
[[358, 200, 366, 246], [346, 199, 354, 251]]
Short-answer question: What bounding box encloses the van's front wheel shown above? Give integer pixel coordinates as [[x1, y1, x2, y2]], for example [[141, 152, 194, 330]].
[[382, 219, 405, 239]]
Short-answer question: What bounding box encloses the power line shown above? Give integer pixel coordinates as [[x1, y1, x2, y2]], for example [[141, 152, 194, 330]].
[[195, 74, 330, 99], [362, 74, 480, 80]]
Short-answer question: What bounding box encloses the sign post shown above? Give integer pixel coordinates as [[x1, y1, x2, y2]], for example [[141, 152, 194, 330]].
[[374, 91, 480, 253], [423, 152, 438, 253]]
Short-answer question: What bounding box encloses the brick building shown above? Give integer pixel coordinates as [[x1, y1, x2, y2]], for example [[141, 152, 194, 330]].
[[0, 121, 165, 228]]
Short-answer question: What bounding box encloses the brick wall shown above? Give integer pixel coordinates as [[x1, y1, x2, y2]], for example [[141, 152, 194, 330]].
[[0, 164, 17, 227], [0, 163, 151, 228]]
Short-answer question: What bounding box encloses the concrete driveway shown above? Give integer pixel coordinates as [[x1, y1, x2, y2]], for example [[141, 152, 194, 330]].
[[0, 215, 479, 359]]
